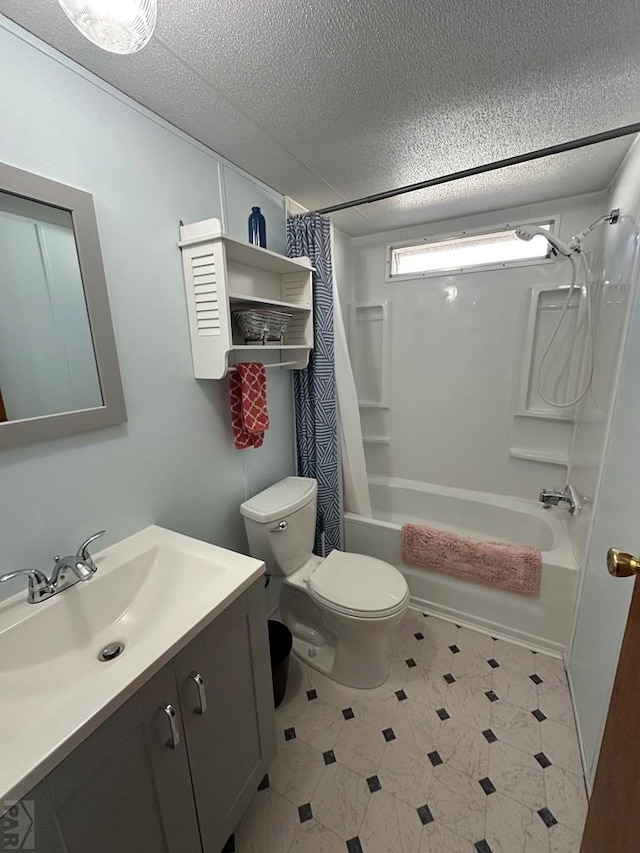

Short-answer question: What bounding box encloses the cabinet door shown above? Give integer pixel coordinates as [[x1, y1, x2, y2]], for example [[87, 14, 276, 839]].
[[139, 661, 203, 853], [46, 662, 201, 853], [0, 782, 65, 853], [176, 581, 277, 853]]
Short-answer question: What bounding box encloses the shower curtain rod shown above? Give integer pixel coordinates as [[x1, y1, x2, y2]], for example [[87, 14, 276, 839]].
[[314, 121, 640, 215]]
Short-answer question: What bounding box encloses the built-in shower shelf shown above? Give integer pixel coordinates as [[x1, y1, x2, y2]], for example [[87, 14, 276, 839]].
[[179, 217, 314, 378], [350, 301, 391, 409], [516, 410, 575, 423], [362, 434, 391, 444], [509, 448, 569, 466], [516, 285, 584, 420]]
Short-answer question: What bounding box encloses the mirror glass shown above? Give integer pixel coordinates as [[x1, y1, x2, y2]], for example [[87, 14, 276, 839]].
[[0, 161, 126, 449], [0, 191, 103, 423]]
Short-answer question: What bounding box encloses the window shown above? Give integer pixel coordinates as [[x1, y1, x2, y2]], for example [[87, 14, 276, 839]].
[[388, 222, 554, 279]]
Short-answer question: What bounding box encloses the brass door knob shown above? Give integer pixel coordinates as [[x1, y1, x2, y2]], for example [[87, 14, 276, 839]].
[[607, 548, 640, 577]]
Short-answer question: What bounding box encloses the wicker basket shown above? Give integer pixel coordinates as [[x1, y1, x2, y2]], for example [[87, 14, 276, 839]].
[[232, 309, 292, 345]]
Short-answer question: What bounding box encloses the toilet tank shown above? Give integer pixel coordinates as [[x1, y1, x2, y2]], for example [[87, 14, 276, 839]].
[[240, 477, 318, 576]]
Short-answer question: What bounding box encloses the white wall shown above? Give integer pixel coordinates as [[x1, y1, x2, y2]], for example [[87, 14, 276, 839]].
[[348, 194, 607, 499], [0, 20, 294, 601], [569, 138, 640, 786]]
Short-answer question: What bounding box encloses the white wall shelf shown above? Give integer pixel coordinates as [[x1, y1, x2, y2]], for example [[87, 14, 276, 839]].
[[179, 218, 314, 379], [229, 293, 311, 311]]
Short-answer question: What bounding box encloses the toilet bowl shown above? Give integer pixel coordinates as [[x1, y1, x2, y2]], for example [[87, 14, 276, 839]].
[[240, 476, 409, 689]]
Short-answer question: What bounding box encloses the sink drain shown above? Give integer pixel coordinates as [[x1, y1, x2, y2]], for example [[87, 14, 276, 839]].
[[98, 641, 125, 662]]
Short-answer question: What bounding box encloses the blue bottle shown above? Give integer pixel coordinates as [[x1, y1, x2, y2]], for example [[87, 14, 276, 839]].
[[248, 206, 267, 248]]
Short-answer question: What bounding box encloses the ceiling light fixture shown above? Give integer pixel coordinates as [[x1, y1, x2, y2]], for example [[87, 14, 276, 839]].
[[57, 0, 157, 55]]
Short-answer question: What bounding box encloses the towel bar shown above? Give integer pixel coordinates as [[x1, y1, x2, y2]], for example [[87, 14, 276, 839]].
[[228, 361, 298, 373]]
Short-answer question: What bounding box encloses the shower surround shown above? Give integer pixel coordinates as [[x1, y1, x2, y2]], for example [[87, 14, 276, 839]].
[[334, 192, 635, 654], [346, 193, 609, 501]]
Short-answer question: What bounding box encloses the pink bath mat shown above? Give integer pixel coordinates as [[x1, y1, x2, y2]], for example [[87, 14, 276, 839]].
[[401, 523, 542, 597]]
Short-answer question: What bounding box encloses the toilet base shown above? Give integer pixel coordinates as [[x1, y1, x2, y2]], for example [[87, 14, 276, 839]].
[[291, 636, 336, 680], [280, 582, 407, 690]]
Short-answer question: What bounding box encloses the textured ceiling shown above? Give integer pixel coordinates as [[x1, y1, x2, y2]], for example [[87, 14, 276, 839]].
[[1, 1, 638, 235]]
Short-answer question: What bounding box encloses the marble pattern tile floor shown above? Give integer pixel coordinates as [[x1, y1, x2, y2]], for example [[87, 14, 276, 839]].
[[230, 610, 588, 853]]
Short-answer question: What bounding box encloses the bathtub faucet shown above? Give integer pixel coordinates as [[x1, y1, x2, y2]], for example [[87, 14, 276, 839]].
[[539, 485, 580, 517]]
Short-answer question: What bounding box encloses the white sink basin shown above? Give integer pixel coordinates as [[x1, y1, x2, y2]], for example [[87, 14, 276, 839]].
[[0, 525, 265, 803], [0, 544, 233, 671]]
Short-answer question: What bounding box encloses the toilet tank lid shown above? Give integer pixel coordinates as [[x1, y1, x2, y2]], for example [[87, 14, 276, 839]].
[[240, 477, 317, 523]]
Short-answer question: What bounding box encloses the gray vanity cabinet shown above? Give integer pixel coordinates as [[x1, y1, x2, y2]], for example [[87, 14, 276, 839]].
[[46, 660, 201, 853], [5, 580, 276, 853], [175, 581, 277, 853]]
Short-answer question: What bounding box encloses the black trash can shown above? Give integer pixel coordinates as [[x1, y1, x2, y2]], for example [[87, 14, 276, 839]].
[[268, 620, 293, 708]]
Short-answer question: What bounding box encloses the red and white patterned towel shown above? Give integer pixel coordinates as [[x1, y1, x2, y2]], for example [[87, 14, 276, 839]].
[[228, 363, 268, 450], [237, 362, 270, 433]]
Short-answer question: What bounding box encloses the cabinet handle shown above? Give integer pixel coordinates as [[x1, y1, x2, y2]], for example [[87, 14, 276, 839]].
[[161, 703, 180, 749], [189, 671, 208, 715]]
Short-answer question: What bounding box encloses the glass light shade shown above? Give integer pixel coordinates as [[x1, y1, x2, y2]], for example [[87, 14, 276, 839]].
[[58, 0, 157, 54]]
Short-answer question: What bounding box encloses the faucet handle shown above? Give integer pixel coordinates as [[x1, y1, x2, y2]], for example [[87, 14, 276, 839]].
[[76, 530, 106, 563], [0, 569, 52, 602]]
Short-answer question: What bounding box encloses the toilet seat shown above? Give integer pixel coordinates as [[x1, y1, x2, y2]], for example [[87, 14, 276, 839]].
[[307, 551, 409, 619]]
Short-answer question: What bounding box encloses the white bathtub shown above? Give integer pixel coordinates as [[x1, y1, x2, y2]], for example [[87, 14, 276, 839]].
[[344, 476, 578, 654]]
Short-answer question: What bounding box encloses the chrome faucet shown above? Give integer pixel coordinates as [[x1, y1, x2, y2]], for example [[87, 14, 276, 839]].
[[539, 486, 580, 516], [0, 531, 105, 604]]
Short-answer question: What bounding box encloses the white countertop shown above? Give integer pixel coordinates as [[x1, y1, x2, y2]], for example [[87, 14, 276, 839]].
[[0, 525, 265, 805]]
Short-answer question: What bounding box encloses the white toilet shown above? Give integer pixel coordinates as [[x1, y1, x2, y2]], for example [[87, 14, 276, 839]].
[[240, 476, 409, 689]]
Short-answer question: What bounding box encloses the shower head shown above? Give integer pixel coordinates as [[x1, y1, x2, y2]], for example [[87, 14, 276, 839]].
[[514, 226, 573, 257]]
